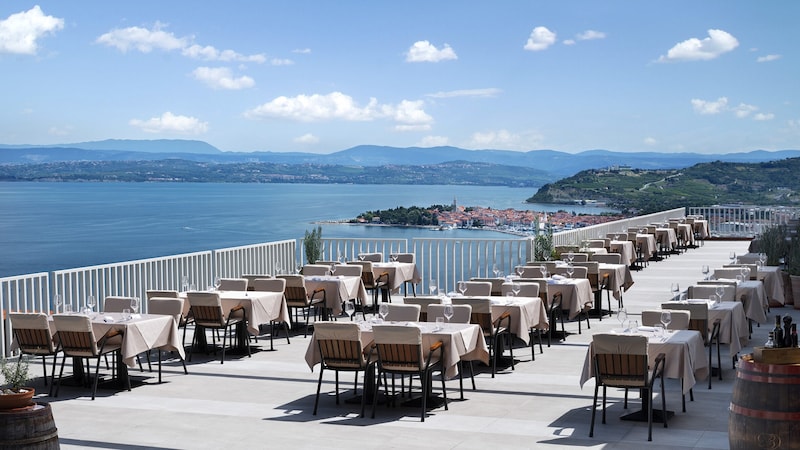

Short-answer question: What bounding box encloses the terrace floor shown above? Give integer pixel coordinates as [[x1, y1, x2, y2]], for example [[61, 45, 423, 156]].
[[30, 239, 777, 449]]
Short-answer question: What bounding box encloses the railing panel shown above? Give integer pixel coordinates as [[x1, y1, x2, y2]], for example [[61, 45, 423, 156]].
[[319, 238, 408, 263], [688, 206, 800, 237], [213, 240, 296, 278], [0, 273, 49, 357]]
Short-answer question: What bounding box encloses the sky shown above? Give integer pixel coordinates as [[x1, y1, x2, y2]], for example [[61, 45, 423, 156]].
[[0, 1, 798, 154]]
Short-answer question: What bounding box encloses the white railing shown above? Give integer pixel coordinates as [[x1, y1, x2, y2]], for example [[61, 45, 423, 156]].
[[215, 240, 296, 278], [317, 238, 408, 263], [552, 208, 686, 246], [688, 205, 800, 237]]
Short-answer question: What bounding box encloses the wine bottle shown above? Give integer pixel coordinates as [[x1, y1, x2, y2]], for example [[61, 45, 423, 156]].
[[792, 323, 798, 348], [773, 315, 784, 348]]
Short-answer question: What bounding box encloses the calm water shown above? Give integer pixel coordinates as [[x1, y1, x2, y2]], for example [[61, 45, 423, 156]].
[[0, 182, 613, 277]]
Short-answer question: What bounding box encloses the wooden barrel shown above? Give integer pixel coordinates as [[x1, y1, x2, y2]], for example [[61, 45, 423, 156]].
[[0, 403, 59, 449], [730, 358, 800, 450]]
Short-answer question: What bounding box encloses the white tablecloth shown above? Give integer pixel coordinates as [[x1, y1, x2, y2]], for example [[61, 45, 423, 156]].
[[547, 278, 593, 319], [304, 275, 369, 316], [91, 313, 185, 368], [180, 290, 290, 336], [371, 261, 421, 293]]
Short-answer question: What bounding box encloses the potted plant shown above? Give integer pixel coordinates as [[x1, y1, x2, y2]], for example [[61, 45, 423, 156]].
[[303, 225, 323, 265], [754, 224, 789, 267], [0, 356, 35, 410]]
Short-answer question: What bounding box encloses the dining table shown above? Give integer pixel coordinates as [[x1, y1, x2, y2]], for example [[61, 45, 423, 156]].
[[370, 261, 421, 294], [580, 328, 709, 421], [675, 299, 749, 358], [598, 263, 634, 301], [305, 321, 490, 380], [608, 239, 635, 266], [636, 233, 659, 260], [654, 227, 678, 252], [448, 295, 549, 344], [303, 275, 369, 317], [758, 265, 786, 306], [546, 276, 593, 320]]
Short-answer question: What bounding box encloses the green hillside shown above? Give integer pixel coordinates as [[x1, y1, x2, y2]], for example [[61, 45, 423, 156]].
[[528, 158, 800, 214]]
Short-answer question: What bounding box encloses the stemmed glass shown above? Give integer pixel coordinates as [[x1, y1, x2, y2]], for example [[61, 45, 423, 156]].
[[378, 303, 389, 322], [729, 251, 737, 264], [759, 252, 767, 266], [429, 279, 437, 296], [330, 264, 337, 276], [457, 281, 467, 296], [715, 285, 725, 302], [740, 267, 749, 281], [670, 282, 680, 300], [443, 304, 454, 323], [492, 264, 500, 278], [181, 275, 190, 292], [566, 264, 575, 279], [701, 265, 710, 280], [214, 276, 221, 291], [512, 282, 521, 297], [567, 252, 575, 264], [358, 254, 365, 262], [660, 310, 672, 332], [130, 297, 140, 314], [540, 265, 549, 279], [344, 301, 355, 320], [86, 295, 96, 313], [390, 253, 398, 262], [617, 308, 628, 331], [54, 294, 63, 315], [515, 266, 524, 277]]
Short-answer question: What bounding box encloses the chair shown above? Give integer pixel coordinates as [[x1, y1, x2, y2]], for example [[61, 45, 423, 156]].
[[371, 324, 447, 422], [462, 281, 492, 296], [402, 296, 441, 322], [146, 297, 189, 379], [641, 309, 690, 330], [357, 252, 382, 262], [518, 266, 546, 278], [103, 296, 135, 313], [591, 253, 622, 264], [551, 265, 588, 279], [145, 290, 179, 300], [333, 264, 363, 278], [688, 284, 736, 302], [277, 275, 326, 337], [468, 278, 504, 296], [589, 333, 666, 442], [350, 261, 391, 307], [724, 264, 759, 280], [302, 264, 330, 276], [395, 253, 417, 296], [53, 314, 129, 400], [185, 292, 249, 364], [427, 304, 476, 398], [218, 278, 248, 291], [9, 312, 59, 395], [383, 303, 421, 321], [450, 297, 513, 377], [312, 322, 372, 416], [568, 253, 589, 263], [251, 278, 286, 293], [554, 245, 579, 258], [662, 302, 721, 389]]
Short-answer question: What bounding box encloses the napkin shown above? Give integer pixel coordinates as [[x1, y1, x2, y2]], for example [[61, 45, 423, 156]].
[[103, 316, 116, 323], [638, 326, 656, 332], [551, 274, 565, 280], [132, 313, 142, 319]]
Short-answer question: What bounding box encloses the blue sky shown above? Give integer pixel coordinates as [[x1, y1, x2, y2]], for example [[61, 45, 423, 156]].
[[1, 1, 797, 154]]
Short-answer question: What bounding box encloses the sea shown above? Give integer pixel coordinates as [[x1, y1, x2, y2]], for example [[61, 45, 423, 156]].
[[0, 182, 615, 278]]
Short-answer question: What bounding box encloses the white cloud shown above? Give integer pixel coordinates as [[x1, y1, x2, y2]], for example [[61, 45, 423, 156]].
[[418, 136, 449, 147], [465, 129, 542, 150], [97, 22, 265, 63], [563, 39, 576, 46], [129, 112, 208, 134], [658, 29, 739, 62], [293, 133, 319, 144], [292, 48, 311, 54], [0, 5, 64, 55], [733, 103, 758, 118], [405, 40, 457, 62], [270, 58, 294, 66], [244, 92, 433, 129], [643, 137, 657, 146], [191, 67, 254, 90], [427, 88, 502, 99], [691, 97, 728, 114], [757, 54, 781, 63], [524, 26, 556, 51], [576, 30, 606, 41], [48, 125, 73, 136], [754, 113, 774, 121]]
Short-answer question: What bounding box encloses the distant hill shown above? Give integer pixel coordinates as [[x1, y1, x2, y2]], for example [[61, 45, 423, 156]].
[[1, 139, 799, 181], [528, 158, 800, 214]]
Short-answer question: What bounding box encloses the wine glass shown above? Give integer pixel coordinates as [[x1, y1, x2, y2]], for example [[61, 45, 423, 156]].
[[566, 264, 575, 279], [344, 301, 355, 320], [515, 266, 524, 277], [378, 303, 389, 322], [457, 281, 467, 296], [540, 264, 548, 278], [617, 308, 628, 330], [715, 285, 725, 301], [443, 304, 454, 323], [214, 276, 221, 291], [512, 282, 521, 296], [330, 264, 337, 276], [53, 294, 63, 315], [86, 294, 96, 313], [701, 265, 710, 280], [492, 264, 500, 278], [130, 296, 140, 314], [390, 253, 398, 262], [759, 252, 767, 266], [729, 251, 737, 264], [358, 254, 365, 261], [429, 279, 437, 296], [670, 282, 680, 300], [567, 252, 575, 263], [740, 267, 749, 280], [181, 275, 190, 292], [660, 310, 672, 332]]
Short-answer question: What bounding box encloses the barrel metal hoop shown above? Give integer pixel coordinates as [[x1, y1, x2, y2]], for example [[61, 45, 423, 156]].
[[731, 403, 800, 421]]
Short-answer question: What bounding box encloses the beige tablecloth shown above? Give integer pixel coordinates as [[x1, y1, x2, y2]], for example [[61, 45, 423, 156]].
[[305, 321, 490, 379], [180, 290, 290, 336], [598, 263, 634, 300], [371, 261, 421, 293], [304, 275, 369, 316], [489, 296, 549, 344], [91, 313, 185, 368], [547, 278, 593, 319], [758, 266, 785, 305], [608, 240, 635, 266], [580, 329, 708, 394]]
